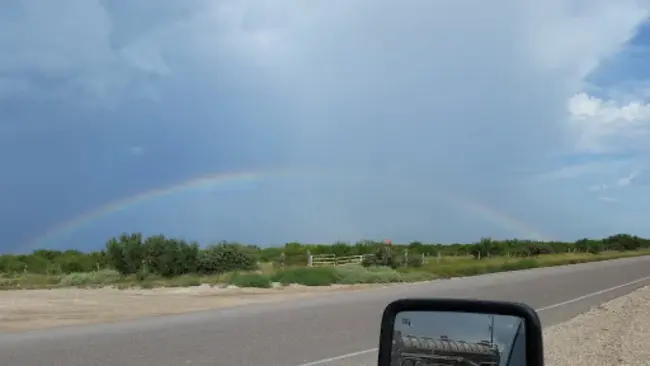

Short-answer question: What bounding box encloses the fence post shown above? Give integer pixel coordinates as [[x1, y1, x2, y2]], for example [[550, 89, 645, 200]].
[[404, 249, 409, 268], [307, 250, 312, 267], [280, 252, 286, 270]]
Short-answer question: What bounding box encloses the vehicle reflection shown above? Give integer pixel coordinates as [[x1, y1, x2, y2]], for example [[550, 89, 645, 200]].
[[391, 330, 501, 366], [391, 311, 525, 366]]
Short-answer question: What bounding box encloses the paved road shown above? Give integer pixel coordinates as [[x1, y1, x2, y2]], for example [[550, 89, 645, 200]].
[[1, 256, 650, 366]]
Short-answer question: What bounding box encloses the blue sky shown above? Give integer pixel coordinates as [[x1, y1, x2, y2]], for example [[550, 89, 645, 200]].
[[3, 1, 650, 253]]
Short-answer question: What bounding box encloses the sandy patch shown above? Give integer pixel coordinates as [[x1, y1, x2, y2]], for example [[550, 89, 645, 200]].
[[0, 283, 390, 332], [545, 284, 650, 366]]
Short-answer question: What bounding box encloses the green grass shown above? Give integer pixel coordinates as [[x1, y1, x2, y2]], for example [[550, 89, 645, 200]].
[[419, 250, 650, 278], [58, 268, 122, 287], [1, 250, 649, 290], [227, 272, 273, 288]]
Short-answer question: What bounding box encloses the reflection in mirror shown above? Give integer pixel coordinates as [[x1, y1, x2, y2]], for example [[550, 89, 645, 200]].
[[391, 311, 526, 366]]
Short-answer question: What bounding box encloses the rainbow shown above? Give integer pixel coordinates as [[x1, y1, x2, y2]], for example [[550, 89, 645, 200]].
[[25, 170, 264, 250], [449, 194, 549, 241], [25, 169, 548, 250]]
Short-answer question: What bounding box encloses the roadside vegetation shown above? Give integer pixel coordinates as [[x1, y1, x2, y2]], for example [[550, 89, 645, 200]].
[[1, 233, 649, 290]]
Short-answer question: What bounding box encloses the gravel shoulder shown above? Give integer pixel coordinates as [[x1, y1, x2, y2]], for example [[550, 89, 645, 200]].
[[545, 284, 650, 366], [0, 283, 391, 332]]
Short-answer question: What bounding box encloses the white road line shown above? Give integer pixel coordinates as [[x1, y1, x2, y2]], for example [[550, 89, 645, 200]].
[[296, 349, 378, 366], [294, 275, 650, 366], [535, 275, 650, 312]]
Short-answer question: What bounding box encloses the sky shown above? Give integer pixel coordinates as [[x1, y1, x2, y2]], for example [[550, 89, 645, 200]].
[[3, 1, 650, 253]]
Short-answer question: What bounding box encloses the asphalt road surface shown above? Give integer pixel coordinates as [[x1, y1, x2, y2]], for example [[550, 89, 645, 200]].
[[2, 256, 650, 366]]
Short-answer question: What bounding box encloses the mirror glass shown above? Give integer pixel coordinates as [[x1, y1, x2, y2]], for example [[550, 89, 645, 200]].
[[391, 311, 526, 366]]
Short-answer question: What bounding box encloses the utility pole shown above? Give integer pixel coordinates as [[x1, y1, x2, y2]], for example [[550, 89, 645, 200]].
[[489, 315, 495, 345]]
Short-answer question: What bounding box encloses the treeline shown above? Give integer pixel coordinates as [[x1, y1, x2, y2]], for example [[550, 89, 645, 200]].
[[1, 233, 648, 277]]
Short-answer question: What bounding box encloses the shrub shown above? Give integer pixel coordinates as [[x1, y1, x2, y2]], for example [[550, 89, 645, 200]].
[[361, 256, 376, 267], [399, 270, 435, 282], [228, 273, 272, 288], [334, 266, 403, 284], [502, 258, 539, 271], [59, 268, 121, 287], [167, 274, 202, 287], [407, 256, 424, 268], [92, 268, 122, 283], [198, 243, 258, 274], [272, 267, 340, 286]]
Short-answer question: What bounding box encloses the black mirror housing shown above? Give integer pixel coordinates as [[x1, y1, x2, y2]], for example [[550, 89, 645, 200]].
[[378, 298, 544, 366]]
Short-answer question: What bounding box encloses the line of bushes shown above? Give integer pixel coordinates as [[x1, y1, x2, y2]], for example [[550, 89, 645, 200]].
[[1, 233, 650, 290], [2, 250, 649, 290], [4, 233, 649, 275]]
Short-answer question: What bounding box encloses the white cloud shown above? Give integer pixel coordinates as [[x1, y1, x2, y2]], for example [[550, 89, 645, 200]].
[[588, 184, 609, 191], [568, 93, 650, 153], [617, 170, 640, 187], [536, 89, 650, 199], [598, 196, 619, 203], [0, 0, 172, 105]]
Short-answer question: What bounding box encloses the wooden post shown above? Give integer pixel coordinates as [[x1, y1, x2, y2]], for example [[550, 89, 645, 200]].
[[384, 239, 391, 266], [404, 249, 409, 267]]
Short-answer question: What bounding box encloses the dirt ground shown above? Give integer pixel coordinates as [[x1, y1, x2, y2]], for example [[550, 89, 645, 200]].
[[0, 283, 391, 332], [544, 284, 650, 366]]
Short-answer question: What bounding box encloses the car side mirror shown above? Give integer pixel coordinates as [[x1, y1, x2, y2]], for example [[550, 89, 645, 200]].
[[378, 298, 544, 366]]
